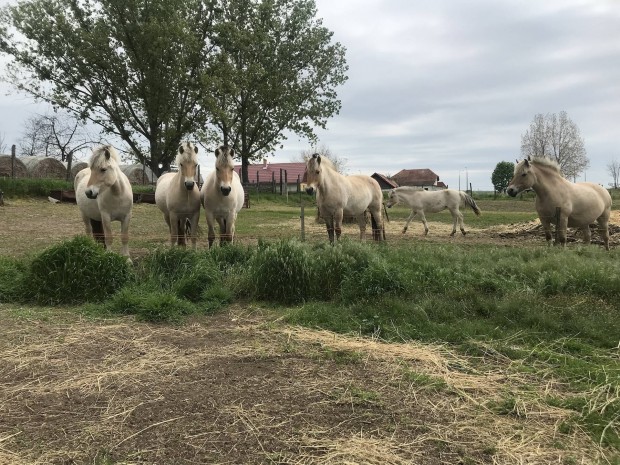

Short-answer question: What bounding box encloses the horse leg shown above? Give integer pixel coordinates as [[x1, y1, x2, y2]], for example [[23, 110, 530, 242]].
[[418, 212, 429, 236], [100, 213, 114, 252], [402, 210, 418, 234], [369, 208, 383, 241], [177, 217, 187, 247], [581, 225, 592, 246], [357, 214, 367, 240], [325, 215, 335, 243], [206, 213, 216, 248], [540, 218, 553, 246], [169, 212, 182, 246], [217, 217, 229, 245], [555, 215, 569, 247], [597, 216, 610, 251], [190, 212, 200, 249], [456, 208, 466, 235], [334, 210, 344, 241], [120, 215, 131, 263]]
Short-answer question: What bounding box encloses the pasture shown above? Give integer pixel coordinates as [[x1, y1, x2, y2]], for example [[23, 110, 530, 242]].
[[1, 192, 619, 464]]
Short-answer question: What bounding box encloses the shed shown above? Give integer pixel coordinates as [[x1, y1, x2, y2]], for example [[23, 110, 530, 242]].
[[0, 155, 29, 178], [21, 156, 67, 179], [371, 173, 399, 190], [120, 164, 159, 185]]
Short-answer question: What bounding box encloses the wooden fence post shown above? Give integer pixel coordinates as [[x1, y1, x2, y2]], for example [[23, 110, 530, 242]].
[[555, 207, 561, 244], [300, 203, 305, 241], [66, 151, 73, 182], [11, 145, 16, 179]]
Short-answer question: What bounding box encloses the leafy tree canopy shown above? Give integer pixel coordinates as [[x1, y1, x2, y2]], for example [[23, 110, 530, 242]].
[[0, 0, 347, 179], [491, 161, 514, 194], [203, 0, 348, 183]]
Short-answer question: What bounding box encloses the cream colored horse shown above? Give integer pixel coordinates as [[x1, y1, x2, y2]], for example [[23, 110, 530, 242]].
[[507, 156, 612, 249], [200, 145, 245, 247], [74, 145, 133, 261], [155, 142, 201, 248], [305, 154, 385, 242], [386, 187, 481, 236]]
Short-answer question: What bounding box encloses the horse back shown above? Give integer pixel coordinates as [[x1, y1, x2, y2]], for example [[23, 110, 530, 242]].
[[342, 175, 382, 213]]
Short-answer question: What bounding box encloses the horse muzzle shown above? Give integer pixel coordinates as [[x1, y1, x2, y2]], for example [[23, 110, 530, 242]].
[[506, 186, 518, 197], [85, 189, 98, 199], [220, 186, 231, 196], [185, 181, 195, 190], [305, 187, 315, 195]]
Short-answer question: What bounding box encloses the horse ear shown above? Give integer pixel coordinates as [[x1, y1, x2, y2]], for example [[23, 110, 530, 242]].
[[193, 145, 198, 154], [230, 148, 235, 157], [527, 155, 532, 161], [316, 155, 321, 165], [179, 145, 184, 154], [214, 147, 220, 157], [524, 159, 530, 167], [312, 153, 319, 159]]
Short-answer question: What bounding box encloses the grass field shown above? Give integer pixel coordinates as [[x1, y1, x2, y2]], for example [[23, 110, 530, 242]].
[[0, 188, 619, 464]]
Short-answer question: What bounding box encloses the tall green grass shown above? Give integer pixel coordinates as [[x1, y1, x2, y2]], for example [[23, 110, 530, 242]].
[[0, 178, 73, 198]]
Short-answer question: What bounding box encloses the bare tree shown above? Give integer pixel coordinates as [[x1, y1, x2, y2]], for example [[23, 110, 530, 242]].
[[18, 111, 101, 160], [295, 144, 349, 174], [607, 157, 620, 189], [521, 111, 589, 179], [0, 133, 8, 154]]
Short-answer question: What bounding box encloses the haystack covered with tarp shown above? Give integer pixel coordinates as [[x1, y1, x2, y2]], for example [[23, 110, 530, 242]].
[[69, 161, 89, 181], [0, 155, 28, 178], [21, 156, 67, 179], [120, 164, 158, 185]]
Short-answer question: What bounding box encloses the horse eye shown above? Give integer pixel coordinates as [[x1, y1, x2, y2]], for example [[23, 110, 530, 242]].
[[315, 170, 320, 174], [216, 167, 220, 172], [521, 173, 526, 177], [100, 168, 107, 173]]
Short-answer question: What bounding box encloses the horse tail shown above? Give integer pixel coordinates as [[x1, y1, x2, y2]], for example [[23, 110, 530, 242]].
[[89, 219, 106, 248], [460, 191, 481, 216]]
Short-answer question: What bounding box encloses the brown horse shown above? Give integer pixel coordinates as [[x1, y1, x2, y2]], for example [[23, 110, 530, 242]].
[[305, 154, 384, 242], [507, 156, 612, 249]]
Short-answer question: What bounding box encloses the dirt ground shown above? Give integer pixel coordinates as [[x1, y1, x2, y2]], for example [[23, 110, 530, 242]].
[[1, 200, 618, 464], [0, 305, 605, 465]]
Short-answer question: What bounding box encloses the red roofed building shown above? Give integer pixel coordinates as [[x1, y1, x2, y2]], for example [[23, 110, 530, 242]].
[[235, 159, 306, 193], [391, 168, 446, 190]]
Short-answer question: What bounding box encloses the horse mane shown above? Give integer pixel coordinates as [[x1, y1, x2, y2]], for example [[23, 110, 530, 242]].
[[176, 141, 198, 166], [215, 145, 234, 169], [307, 154, 336, 172], [90, 145, 119, 169], [524, 156, 561, 173]]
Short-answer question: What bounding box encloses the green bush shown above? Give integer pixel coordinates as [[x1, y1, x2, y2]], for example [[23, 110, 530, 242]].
[[26, 236, 132, 305], [247, 239, 313, 304], [139, 247, 220, 301], [102, 286, 194, 323], [0, 178, 73, 198], [0, 257, 27, 302]]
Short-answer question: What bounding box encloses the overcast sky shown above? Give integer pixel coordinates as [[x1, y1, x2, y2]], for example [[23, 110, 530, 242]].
[[1, 0, 619, 190]]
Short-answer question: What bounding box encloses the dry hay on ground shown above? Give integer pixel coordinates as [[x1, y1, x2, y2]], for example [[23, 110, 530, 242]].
[[0, 155, 28, 178], [0, 306, 610, 465], [20, 156, 67, 179]]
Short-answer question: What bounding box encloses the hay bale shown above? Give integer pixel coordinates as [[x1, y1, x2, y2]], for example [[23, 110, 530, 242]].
[[21, 156, 67, 179], [0, 155, 28, 178], [69, 161, 89, 181], [120, 164, 158, 185]]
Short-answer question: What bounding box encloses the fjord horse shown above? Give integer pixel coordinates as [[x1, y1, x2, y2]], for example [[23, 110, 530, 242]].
[[507, 156, 612, 249], [305, 154, 385, 243], [386, 187, 481, 236], [200, 145, 245, 247], [155, 142, 201, 248], [74, 145, 133, 261]]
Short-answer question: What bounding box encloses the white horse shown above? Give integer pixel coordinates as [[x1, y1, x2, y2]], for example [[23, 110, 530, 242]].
[[74, 145, 133, 261], [507, 156, 611, 249], [305, 154, 385, 242], [386, 187, 481, 236], [155, 141, 201, 248], [200, 145, 245, 247]]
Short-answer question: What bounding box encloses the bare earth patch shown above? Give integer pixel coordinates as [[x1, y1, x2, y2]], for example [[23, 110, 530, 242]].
[[0, 305, 607, 465]]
